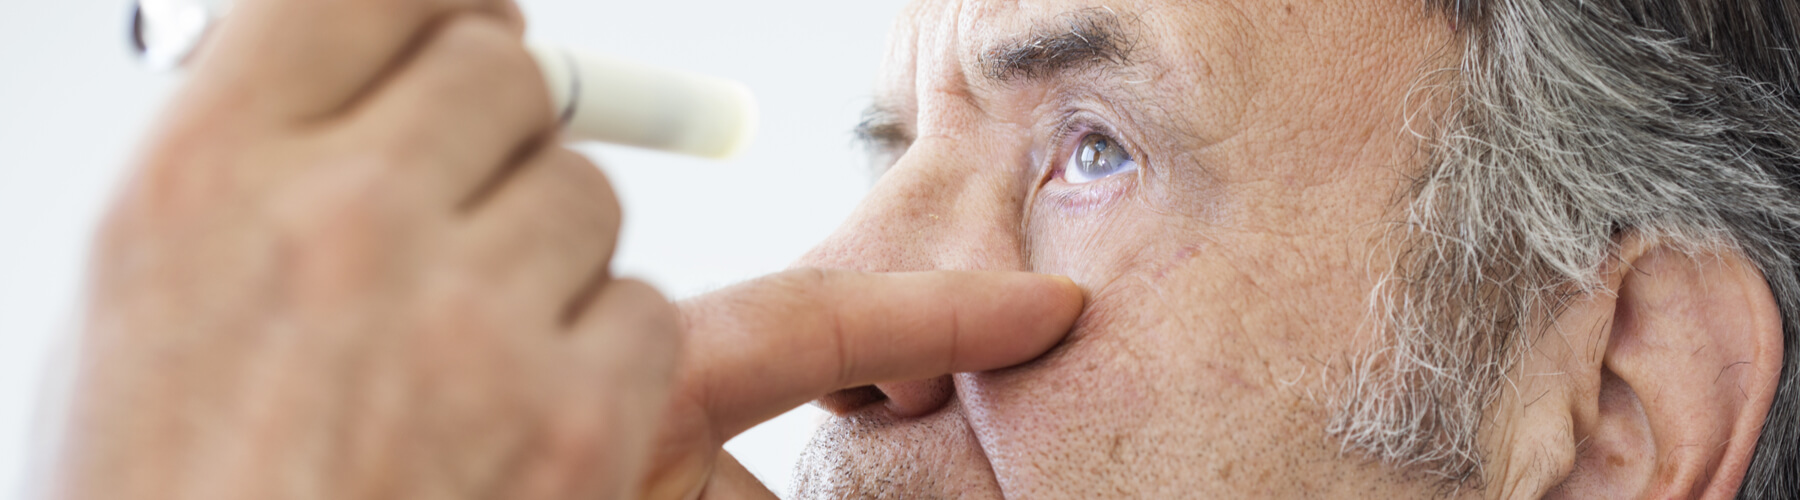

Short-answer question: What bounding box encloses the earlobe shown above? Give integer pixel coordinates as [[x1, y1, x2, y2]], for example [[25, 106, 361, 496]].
[[1543, 244, 1785, 499]]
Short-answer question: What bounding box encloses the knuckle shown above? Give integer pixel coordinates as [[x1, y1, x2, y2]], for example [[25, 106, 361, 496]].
[[409, 0, 525, 29], [577, 279, 682, 372], [437, 14, 525, 66], [568, 156, 623, 232], [538, 149, 622, 233], [767, 269, 855, 383], [640, 284, 678, 323], [610, 279, 679, 334], [434, 14, 553, 124], [487, 1, 528, 34]]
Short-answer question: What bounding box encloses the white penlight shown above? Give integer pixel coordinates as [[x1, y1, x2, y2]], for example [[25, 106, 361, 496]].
[[130, 0, 758, 160], [528, 44, 757, 160]]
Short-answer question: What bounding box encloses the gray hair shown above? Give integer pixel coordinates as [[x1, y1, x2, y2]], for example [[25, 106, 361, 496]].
[[1330, 0, 1800, 496]]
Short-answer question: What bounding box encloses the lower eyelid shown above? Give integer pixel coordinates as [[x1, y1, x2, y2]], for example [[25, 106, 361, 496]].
[[1037, 173, 1136, 214]]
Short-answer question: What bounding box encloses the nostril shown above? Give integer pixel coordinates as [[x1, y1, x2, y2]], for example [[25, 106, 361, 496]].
[[814, 376, 958, 418], [875, 376, 954, 418], [816, 385, 887, 416]]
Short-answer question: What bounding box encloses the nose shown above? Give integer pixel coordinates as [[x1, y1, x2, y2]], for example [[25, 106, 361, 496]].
[[798, 135, 1031, 272], [800, 134, 1032, 418]]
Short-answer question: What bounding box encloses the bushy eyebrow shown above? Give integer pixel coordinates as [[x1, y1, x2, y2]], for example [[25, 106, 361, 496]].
[[851, 9, 1143, 159], [979, 8, 1140, 83]]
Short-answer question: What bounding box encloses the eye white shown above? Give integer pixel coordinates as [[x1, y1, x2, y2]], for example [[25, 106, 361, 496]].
[[1060, 133, 1138, 184]]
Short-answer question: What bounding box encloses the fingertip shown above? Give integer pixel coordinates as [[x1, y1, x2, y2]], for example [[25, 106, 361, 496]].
[[946, 272, 1084, 366], [1009, 274, 1084, 354], [1009, 273, 1085, 325], [1040, 274, 1085, 307]]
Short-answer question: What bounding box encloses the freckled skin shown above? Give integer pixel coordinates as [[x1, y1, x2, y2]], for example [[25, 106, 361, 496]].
[[794, 0, 1455, 498]]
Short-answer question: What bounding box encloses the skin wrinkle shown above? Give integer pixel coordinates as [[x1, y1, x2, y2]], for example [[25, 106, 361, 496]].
[[1072, 0, 1411, 496], [794, 0, 1781, 498]]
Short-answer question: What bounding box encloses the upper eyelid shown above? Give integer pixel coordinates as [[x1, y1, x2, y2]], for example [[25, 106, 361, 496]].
[[848, 106, 1140, 179], [852, 106, 915, 153], [1050, 114, 1135, 164], [853, 122, 912, 150]]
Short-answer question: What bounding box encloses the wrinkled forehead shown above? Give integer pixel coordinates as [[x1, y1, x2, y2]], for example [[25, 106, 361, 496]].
[[875, 0, 1451, 161], [882, 0, 1419, 76], [874, 0, 1264, 126], [884, 1, 1132, 87]]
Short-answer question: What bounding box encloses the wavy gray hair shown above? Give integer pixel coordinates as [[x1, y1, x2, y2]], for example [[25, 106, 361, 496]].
[[1331, 0, 1800, 496]]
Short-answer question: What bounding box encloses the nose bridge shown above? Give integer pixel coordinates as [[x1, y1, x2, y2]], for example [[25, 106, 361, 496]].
[[798, 133, 1027, 273]]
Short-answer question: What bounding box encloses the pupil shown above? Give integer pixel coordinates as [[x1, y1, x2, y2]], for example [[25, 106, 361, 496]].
[[1064, 133, 1135, 183], [1081, 135, 1111, 170]]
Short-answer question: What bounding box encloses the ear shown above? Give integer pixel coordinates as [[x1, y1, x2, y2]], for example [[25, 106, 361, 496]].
[[1499, 239, 1785, 499]]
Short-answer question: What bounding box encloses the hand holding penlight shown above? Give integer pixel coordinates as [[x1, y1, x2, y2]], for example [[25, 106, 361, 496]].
[[130, 0, 757, 159]]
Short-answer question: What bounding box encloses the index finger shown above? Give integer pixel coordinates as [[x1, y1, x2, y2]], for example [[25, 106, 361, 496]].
[[183, 0, 524, 122], [675, 269, 1085, 440]]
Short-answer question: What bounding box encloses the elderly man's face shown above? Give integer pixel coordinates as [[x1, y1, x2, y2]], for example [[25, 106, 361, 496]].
[[793, 0, 1452, 496]]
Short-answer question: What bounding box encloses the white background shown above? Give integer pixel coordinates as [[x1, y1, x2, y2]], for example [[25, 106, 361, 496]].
[[0, 0, 906, 497]]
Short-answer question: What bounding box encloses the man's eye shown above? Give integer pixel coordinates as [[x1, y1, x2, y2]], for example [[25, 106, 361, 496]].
[[1060, 133, 1138, 184]]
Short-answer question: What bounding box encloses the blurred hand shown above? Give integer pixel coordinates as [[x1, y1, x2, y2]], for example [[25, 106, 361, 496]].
[[645, 270, 1081, 499], [56, 0, 1084, 499]]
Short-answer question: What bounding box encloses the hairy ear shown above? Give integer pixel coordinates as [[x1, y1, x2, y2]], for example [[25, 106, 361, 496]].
[[1500, 241, 1785, 499]]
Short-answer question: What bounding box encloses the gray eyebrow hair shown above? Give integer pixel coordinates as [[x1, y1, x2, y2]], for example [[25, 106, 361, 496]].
[[852, 10, 1140, 156], [980, 8, 1140, 82]]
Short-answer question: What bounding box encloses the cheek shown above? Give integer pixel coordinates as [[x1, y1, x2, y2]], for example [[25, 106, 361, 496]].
[[953, 289, 1173, 492], [1026, 179, 1170, 283], [982, 191, 1381, 493], [954, 262, 1326, 495], [1026, 166, 1225, 283]]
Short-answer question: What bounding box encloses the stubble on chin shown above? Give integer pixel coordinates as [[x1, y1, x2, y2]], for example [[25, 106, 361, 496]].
[[789, 413, 976, 500]]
